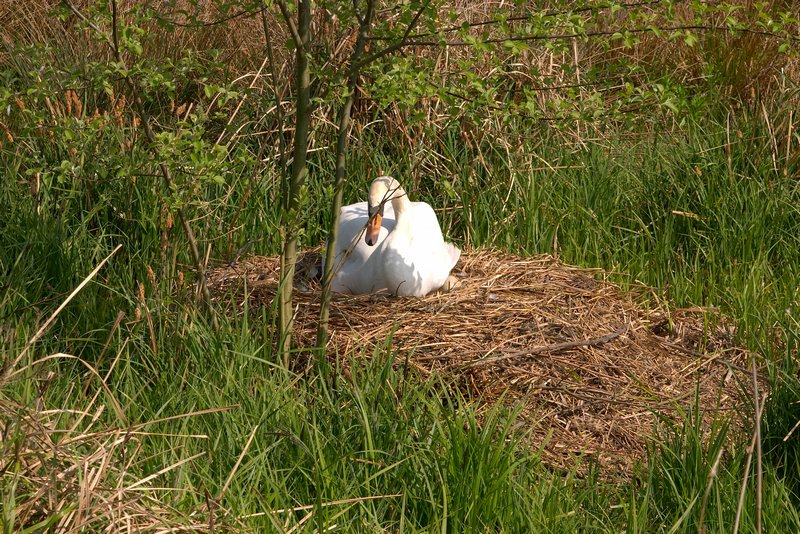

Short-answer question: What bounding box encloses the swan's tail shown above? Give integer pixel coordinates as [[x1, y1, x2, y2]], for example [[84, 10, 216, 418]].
[[446, 243, 461, 269]]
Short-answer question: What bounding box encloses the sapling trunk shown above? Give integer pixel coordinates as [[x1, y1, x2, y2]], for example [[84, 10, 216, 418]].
[[278, 0, 312, 365], [278, 0, 431, 363], [316, 0, 376, 352]]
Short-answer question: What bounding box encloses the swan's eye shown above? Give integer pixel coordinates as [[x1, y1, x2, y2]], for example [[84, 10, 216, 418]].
[[367, 203, 384, 218]]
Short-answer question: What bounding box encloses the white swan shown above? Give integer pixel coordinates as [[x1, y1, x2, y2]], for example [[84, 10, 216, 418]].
[[330, 176, 460, 297], [328, 194, 396, 295]]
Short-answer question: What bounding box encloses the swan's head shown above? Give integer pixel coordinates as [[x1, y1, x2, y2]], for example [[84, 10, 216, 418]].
[[365, 176, 402, 246]]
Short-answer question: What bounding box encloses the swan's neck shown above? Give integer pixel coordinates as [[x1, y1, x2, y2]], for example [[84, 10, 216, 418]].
[[390, 185, 411, 218]]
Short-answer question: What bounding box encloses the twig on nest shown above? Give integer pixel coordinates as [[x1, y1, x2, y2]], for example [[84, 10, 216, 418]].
[[465, 323, 629, 368], [663, 341, 766, 380]]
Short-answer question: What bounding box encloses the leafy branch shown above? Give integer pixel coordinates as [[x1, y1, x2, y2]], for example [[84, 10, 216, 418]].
[[61, 0, 218, 328]]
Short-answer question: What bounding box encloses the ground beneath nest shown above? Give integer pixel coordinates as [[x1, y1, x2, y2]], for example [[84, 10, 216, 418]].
[[208, 248, 756, 474]]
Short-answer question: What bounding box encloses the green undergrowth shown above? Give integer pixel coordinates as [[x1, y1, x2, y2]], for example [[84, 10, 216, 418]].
[[1, 62, 799, 534], [3, 308, 799, 532]]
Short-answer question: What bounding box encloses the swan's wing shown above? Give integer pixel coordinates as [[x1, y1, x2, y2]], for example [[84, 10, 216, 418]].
[[340, 201, 367, 223], [378, 201, 461, 297], [328, 200, 397, 295], [338, 201, 396, 242]]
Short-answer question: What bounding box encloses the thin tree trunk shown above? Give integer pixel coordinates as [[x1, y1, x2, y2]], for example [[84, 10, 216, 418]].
[[278, 0, 312, 365], [260, 7, 289, 176], [316, 1, 376, 351]]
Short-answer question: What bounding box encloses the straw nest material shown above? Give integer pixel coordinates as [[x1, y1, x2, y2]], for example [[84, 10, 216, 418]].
[[208, 248, 754, 473]]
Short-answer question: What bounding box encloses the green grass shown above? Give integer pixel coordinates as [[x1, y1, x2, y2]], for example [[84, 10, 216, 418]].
[[2, 25, 800, 534], [3, 112, 799, 530]]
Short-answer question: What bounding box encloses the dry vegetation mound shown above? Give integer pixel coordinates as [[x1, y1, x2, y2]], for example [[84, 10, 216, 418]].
[[209, 249, 755, 472]]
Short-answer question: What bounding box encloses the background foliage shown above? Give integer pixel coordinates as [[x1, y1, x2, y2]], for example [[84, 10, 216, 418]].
[[1, 0, 799, 531]]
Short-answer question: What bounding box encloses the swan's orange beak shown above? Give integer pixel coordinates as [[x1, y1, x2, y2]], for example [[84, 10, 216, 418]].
[[365, 213, 382, 246]]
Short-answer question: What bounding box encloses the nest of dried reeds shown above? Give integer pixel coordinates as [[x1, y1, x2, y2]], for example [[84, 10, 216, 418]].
[[208, 248, 755, 473]]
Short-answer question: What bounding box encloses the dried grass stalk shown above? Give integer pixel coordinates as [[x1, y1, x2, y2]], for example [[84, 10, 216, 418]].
[[0, 398, 239, 532]]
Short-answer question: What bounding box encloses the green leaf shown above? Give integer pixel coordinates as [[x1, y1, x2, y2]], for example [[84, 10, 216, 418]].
[[662, 99, 679, 114]]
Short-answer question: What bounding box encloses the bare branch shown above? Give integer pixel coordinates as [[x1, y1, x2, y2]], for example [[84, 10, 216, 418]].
[[275, 0, 307, 56], [467, 323, 629, 368], [157, 4, 269, 28], [347, 0, 433, 76], [110, 0, 120, 62], [374, 0, 669, 40], [61, 0, 116, 51], [352, 0, 363, 26], [278, 0, 313, 361], [317, 0, 377, 351], [402, 24, 800, 47]]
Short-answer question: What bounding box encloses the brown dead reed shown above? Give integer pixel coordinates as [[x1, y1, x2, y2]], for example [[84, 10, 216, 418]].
[[0, 396, 240, 533], [209, 248, 755, 473]]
